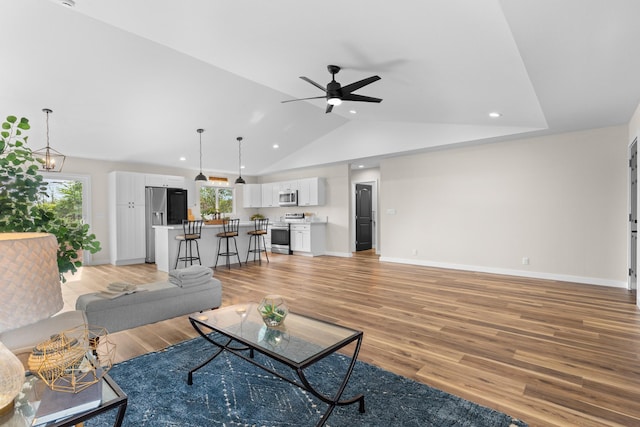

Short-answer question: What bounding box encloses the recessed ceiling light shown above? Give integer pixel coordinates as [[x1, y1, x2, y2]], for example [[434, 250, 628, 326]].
[[60, 0, 76, 7], [349, 110, 357, 114], [489, 112, 502, 118], [179, 157, 186, 161], [358, 165, 364, 168], [273, 144, 279, 149], [241, 165, 245, 169]]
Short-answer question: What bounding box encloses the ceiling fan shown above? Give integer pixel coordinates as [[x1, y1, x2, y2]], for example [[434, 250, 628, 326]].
[[282, 65, 382, 113]]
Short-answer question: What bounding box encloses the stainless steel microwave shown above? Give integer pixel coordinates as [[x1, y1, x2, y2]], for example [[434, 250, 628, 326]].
[[278, 190, 298, 206]]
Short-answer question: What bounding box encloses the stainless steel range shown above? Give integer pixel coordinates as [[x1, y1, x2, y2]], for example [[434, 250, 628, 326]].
[[270, 213, 305, 254]]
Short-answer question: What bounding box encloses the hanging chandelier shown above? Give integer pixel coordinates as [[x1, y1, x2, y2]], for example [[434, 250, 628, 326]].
[[32, 108, 66, 172], [235, 137, 245, 184], [194, 128, 207, 181]]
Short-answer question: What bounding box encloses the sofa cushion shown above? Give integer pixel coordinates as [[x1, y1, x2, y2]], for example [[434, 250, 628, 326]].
[[75, 278, 222, 334]]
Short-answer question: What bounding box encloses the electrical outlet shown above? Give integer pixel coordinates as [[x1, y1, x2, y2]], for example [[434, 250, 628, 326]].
[[522, 257, 530, 265]]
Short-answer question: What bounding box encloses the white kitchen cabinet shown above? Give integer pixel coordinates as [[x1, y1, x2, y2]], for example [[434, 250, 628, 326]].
[[145, 174, 186, 189], [278, 180, 298, 192], [261, 183, 280, 207], [290, 224, 311, 252], [113, 204, 145, 262], [264, 224, 272, 249], [297, 177, 325, 206], [109, 171, 146, 265], [242, 184, 262, 208], [114, 171, 146, 205], [290, 223, 326, 255]]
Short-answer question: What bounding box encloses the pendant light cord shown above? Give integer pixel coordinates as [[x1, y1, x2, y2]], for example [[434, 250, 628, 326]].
[[45, 110, 50, 149], [237, 137, 242, 178]]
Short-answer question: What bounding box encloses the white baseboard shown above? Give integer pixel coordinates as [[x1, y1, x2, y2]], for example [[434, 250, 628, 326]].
[[323, 251, 353, 258], [378, 257, 627, 288]]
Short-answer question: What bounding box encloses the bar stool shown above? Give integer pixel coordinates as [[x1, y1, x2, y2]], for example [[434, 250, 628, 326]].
[[246, 218, 270, 264], [214, 218, 242, 269], [174, 219, 203, 269]]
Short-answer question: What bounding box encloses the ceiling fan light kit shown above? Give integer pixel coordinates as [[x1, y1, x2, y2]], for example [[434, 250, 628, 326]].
[[282, 64, 382, 113]]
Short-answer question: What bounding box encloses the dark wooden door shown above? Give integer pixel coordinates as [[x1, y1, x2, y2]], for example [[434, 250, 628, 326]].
[[355, 183, 373, 251]]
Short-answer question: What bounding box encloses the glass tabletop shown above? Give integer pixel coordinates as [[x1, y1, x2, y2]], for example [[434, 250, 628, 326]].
[[1, 372, 123, 427], [191, 303, 362, 366]]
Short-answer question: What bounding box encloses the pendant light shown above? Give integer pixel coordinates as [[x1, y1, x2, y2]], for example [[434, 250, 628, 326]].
[[235, 136, 246, 184], [32, 108, 66, 172], [194, 128, 207, 181]]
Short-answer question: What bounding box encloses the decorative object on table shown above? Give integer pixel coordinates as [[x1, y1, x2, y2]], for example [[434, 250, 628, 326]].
[[258, 325, 290, 350], [257, 295, 288, 327], [0, 340, 25, 415], [250, 213, 265, 221], [28, 325, 115, 393], [32, 108, 65, 172], [32, 377, 102, 425]]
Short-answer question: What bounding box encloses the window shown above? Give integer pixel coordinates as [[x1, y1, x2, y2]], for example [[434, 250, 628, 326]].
[[200, 185, 234, 216]]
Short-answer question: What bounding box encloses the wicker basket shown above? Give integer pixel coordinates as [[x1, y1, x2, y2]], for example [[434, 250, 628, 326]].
[[28, 333, 86, 379]]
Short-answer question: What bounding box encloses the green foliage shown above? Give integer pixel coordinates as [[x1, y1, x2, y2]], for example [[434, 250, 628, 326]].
[[200, 186, 234, 215], [0, 115, 101, 282], [259, 304, 286, 322]]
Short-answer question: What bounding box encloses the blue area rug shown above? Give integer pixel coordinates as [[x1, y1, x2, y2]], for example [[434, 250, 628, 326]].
[[88, 334, 527, 426]]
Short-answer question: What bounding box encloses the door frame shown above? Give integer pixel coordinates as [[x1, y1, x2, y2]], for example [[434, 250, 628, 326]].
[[351, 179, 378, 254], [41, 172, 94, 265]]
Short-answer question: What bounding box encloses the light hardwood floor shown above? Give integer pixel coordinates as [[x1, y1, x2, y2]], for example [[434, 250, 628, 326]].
[[61, 251, 640, 427]]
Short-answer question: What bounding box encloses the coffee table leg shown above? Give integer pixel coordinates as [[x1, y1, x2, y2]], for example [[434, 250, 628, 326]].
[[296, 335, 365, 426], [188, 346, 224, 385], [188, 318, 233, 385], [113, 400, 128, 427]]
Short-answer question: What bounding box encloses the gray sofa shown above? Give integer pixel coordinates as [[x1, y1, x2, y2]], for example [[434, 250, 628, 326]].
[[75, 278, 222, 334]]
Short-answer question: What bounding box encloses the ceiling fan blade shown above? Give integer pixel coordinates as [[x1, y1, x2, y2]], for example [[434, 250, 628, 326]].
[[300, 76, 327, 92], [341, 93, 383, 103], [281, 96, 326, 104], [341, 75, 381, 94], [325, 104, 334, 114]]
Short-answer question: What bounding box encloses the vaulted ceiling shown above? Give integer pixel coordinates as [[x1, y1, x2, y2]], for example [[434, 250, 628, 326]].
[[1, 0, 639, 176]]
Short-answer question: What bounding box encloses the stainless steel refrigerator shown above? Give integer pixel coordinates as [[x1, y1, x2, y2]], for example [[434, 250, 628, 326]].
[[145, 187, 188, 263]]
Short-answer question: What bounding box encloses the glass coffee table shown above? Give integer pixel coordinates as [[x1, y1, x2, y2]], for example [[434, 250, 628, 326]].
[[188, 303, 365, 427], [1, 371, 127, 427]]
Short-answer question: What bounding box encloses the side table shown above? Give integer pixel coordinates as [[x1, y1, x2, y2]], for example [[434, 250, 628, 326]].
[[0, 373, 127, 427]]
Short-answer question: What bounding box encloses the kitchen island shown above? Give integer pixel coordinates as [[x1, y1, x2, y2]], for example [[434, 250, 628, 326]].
[[154, 222, 257, 272]]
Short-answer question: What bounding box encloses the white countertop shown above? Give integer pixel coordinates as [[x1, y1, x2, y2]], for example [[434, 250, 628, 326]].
[[154, 219, 327, 229], [153, 222, 255, 230]]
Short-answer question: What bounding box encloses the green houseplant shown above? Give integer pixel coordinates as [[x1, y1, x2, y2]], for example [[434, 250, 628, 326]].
[[0, 115, 101, 281]]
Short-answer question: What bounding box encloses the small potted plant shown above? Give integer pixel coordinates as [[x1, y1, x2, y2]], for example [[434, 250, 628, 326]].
[[257, 295, 288, 327]]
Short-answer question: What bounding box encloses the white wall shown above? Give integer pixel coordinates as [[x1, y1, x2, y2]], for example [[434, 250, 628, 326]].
[[379, 125, 628, 287]]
